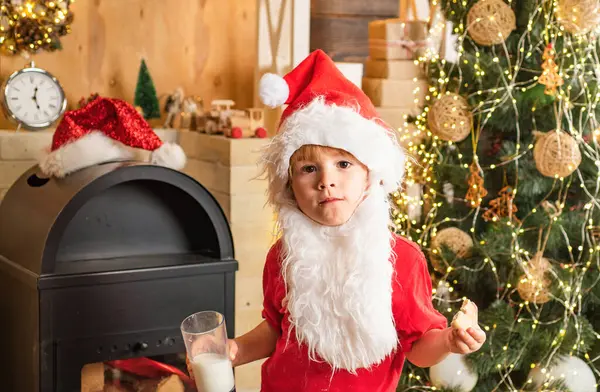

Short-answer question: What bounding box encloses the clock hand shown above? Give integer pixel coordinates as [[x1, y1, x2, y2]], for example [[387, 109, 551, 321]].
[[31, 87, 40, 110]]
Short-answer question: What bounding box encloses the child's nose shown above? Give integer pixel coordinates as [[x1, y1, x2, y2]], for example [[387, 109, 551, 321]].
[[318, 169, 337, 189]]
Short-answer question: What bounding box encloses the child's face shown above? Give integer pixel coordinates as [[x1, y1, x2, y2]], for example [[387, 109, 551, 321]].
[[290, 146, 369, 226]]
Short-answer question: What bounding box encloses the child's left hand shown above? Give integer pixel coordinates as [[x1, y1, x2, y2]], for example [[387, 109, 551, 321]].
[[446, 299, 486, 354]]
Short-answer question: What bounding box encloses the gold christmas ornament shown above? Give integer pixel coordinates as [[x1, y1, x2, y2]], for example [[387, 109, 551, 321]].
[[555, 0, 600, 35], [538, 44, 564, 96], [483, 186, 520, 223], [427, 93, 473, 142], [533, 130, 582, 178], [430, 227, 474, 272], [466, 0, 516, 46], [517, 252, 552, 304], [465, 162, 488, 208]]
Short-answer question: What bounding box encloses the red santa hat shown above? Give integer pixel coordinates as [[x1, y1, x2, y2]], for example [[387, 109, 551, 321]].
[[258, 49, 406, 206], [38, 97, 186, 178]]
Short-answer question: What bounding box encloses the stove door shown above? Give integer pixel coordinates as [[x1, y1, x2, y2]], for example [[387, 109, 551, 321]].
[[38, 261, 236, 392]]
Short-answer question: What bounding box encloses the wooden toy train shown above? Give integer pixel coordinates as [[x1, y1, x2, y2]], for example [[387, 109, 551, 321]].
[[166, 96, 268, 139]]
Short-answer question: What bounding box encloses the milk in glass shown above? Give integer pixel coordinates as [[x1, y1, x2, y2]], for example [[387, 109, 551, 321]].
[[191, 352, 235, 392]]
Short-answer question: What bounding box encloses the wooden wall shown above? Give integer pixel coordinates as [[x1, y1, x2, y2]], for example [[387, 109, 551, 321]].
[[0, 0, 257, 130]]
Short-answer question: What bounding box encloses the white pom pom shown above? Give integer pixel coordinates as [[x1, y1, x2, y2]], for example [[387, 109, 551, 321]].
[[259, 73, 289, 108], [151, 142, 187, 170]]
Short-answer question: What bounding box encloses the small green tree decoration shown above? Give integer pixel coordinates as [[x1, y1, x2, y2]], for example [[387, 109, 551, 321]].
[[134, 59, 161, 120]]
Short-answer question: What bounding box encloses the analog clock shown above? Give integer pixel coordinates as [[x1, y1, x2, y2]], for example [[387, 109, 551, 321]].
[[1, 61, 67, 131]]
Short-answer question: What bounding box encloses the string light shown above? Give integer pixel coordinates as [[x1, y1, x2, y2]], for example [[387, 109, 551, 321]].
[[0, 0, 74, 56], [392, 0, 600, 389]]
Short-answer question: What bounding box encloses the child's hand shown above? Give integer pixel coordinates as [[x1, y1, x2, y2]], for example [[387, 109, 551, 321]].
[[447, 299, 486, 354], [229, 339, 239, 365], [446, 325, 486, 354]]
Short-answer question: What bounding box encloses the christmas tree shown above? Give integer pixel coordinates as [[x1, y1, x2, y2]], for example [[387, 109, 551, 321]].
[[134, 59, 161, 120], [393, 0, 600, 390]]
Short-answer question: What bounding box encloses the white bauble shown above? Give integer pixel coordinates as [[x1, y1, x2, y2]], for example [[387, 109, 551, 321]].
[[443, 182, 455, 204], [429, 353, 478, 392], [528, 356, 596, 392]]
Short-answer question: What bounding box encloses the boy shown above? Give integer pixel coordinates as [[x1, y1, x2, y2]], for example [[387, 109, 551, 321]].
[[229, 50, 485, 391]]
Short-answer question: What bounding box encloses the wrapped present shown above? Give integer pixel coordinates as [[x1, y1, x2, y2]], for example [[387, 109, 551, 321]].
[[362, 77, 428, 107], [365, 58, 424, 80], [335, 62, 364, 89], [376, 106, 422, 130], [368, 19, 429, 60]]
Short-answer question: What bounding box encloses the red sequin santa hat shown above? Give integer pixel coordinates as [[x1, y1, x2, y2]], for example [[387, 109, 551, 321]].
[[258, 49, 406, 206], [38, 97, 186, 178]]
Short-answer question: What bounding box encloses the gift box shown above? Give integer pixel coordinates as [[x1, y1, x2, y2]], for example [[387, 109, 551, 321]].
[[376, 106, 422, 130], [365, 58, 424, 80], [335, 62, 364, 89], [368, 19, 429, 60], [362, 77, 428, 107]]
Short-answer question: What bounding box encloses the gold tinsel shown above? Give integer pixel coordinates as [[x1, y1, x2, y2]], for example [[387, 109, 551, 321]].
[[517, 252, 552, 304], [466, 0, 516, 46], [430, 227, 474, 272], [465, 161, 488, 208], [482, 186, 520, 223], [538, 44, 563, 96], [0, 0, 74, 56], [427, 93, 473, 142], [533, 130, 582, 178], [555, 0, 600, 35]]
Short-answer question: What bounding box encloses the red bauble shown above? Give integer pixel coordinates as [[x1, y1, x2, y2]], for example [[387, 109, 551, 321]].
[[255, 127, 267, 138], [230, 127, 243, 139]]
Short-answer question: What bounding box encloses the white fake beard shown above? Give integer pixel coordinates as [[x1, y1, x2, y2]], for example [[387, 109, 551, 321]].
[[278, 185, 398, 373]]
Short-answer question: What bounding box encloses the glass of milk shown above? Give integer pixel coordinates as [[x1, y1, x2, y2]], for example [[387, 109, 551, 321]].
[[181, 311, 235, 392]]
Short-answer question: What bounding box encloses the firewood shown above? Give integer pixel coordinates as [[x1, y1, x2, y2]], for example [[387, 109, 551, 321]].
[[104, 385, 133, 392], [156, 375, 185, 392], [81, 362, 105, 392], [136, 375, 184, 392]]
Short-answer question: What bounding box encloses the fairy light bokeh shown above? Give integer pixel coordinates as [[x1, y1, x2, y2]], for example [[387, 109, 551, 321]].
[[390, 0, 600, 389], [0, 0, 74, 56]]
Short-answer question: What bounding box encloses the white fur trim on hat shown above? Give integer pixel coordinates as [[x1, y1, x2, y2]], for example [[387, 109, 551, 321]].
[[259, 73, 289, 108], [261, 97, 406, 206], [151, 142, 187, 170], [37, 131, 134, 178]]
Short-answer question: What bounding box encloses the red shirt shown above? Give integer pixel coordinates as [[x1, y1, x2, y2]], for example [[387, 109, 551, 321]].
[[260, 235, 447, 392]]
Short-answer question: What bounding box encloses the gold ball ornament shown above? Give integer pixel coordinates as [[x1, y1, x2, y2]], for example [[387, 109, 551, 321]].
[[533, 130, 582, 178], [555, 0, 600, 34], [467, 0, 516, 46], [517, 253, 552, 304], [427, 93, 473, 142], [430, 227, 474, 272]]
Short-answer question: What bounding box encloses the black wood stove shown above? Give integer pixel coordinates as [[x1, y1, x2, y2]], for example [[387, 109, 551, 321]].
[[0, 162, 238, 392]]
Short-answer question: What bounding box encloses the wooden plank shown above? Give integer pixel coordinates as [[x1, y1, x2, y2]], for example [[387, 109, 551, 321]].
[[255, 0, 310, 135], [310, 15, 379, 62], [311, 0, 399, 17], [236, 276, 264, 311]]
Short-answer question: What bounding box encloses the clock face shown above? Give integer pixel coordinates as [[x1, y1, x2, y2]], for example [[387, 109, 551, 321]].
[[3, 69, 66, 129]]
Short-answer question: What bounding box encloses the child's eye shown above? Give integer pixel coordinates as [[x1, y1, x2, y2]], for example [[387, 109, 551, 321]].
[[302, 165, 317, 173], [338, 161, 352, 169]]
